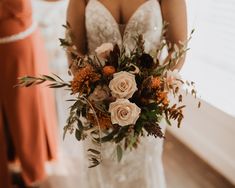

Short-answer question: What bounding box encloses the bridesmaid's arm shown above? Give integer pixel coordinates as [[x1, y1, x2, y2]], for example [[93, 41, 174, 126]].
[[160, 0, 188, 71], [66, 0, 87, 57]]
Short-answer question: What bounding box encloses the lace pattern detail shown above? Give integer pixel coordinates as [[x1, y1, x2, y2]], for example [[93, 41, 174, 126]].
[[86, 0, 163, 54], [85, 0, 122, 54], [84, 1, 167, 187]]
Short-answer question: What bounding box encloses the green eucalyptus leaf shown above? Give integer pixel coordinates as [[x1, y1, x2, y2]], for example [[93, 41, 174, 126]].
[[116, 145, 123, 162], [77, 118, 83, 130], [88, 149, 100, 155], [75, 129, 82, 141], [42, 75, 56, 81], [165, 118, 172, 126]]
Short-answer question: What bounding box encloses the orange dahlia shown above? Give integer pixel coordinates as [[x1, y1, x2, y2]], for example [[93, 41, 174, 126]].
[[157, 92, 169, 106], [103, 66, 116, 76], [71, 64, 100, 94], [151, 77, 161, 89], [88, 112, 112, 130]]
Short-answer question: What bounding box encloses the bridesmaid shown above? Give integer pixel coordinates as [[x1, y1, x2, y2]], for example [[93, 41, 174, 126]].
[[0, 0, 58, 187]]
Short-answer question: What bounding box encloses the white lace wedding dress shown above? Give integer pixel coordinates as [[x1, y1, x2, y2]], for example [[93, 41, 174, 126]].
[[82, 0, 167, 188]]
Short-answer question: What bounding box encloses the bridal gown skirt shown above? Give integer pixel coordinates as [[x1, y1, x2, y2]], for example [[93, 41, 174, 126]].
[[31, 1, 167, 187], [81, 124, 167, 188]]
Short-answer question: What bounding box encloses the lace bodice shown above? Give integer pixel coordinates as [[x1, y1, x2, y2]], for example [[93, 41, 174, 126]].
[[85, 0, 163, 54]]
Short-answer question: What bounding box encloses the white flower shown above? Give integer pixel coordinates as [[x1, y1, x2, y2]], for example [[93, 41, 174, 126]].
[[88, 85, 110, 102], [109, 99, 141, 126], [95, 43, 114, 60], [109, 71, 138, 99], [166, 69, 182, 87]]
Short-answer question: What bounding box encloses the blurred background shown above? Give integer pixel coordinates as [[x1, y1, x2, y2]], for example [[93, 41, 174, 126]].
[[2, 0, 234, 187]]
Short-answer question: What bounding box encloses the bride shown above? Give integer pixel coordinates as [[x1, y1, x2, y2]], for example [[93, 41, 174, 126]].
[[66, 0, 187, 187]]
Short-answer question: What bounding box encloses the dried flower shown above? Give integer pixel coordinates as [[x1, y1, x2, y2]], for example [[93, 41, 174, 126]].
[[144, 123, 164, 138], [138, 53, 154, 69], [103, 66, 116, 76], [71, 64, 100, 94], [166, 69, 182, 87], [151, 77, 161, 89], [88, 85, 110, 102], [157, 92, 169, 105], [88, 112, 112, 130], [95, 43, 114, 60]]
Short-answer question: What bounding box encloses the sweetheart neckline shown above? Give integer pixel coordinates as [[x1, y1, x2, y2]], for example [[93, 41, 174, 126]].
[[96, 0, 151, 26], [88, 0, 158, 38]]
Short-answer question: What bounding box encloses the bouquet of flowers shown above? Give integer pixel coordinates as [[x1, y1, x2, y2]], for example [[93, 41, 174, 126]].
[[18, 24, 200, 167]]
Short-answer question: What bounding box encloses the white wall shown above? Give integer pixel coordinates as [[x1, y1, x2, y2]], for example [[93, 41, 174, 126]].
[[183, 0, 235, 117], [168, 0, 235, 184]]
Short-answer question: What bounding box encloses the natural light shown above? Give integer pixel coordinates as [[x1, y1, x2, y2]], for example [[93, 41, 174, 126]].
[[183, 0, 235, 117]]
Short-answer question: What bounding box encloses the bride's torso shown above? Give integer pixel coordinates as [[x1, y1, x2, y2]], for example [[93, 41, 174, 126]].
[[85, 0, 163, 54], [83, 2, 167, 187]]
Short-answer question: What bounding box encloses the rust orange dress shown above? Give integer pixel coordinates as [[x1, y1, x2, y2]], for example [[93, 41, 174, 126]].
[[0, 0, 57, 187]]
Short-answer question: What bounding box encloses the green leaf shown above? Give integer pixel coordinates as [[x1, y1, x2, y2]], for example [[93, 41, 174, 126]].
[[48, 84, 68, 88], [42, 75, 56, 81], [75, 129, 82, 141], [146, 103, 159, 110], [100, 129, 119, 142], [116, 145, 123, 162], [77, 118, 84, 131], [52, 73, 64, 82], [88, 149, 100, 155], [146, 111, 158, 119], [135, 119, 144, 134], [165, 118, 172, 126], [59, 38, 70, 46], [88, 158, 100, 168], [114, 126, 129, 143], [63, 126, 68, 140]]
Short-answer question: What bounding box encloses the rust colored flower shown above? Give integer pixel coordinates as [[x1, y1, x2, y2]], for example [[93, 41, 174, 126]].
[[88, 112, 112, 130], [162, 98, 169, 106], [98, 115, 112, 129], [151, 77, 161, 89], [71, 64, 100, 94], [103, 66, 116, 76], [88, 85, 110, 102], [157, 92, 169, 106]]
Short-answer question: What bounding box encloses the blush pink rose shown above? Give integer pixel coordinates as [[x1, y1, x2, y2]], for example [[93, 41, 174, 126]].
[[109, 99, 141, 126]]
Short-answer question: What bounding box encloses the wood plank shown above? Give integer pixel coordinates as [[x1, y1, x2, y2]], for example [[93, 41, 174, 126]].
[[163, 132, 235, 188]]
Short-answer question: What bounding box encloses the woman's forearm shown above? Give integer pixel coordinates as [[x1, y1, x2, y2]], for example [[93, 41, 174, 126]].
[[161, 0, 188, 71]]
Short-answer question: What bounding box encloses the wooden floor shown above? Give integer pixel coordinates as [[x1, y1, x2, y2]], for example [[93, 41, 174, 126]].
[[163, 132, 235, 188], [41, 132, 235, 188]]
